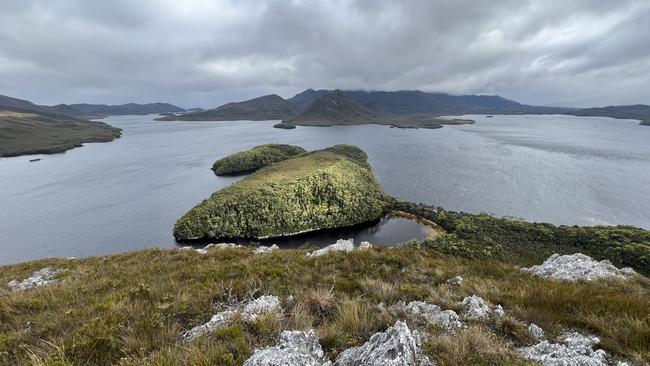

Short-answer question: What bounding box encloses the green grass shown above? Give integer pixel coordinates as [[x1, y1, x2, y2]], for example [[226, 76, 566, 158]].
[[1, 246, 648, 365], [211, 144, 306, 175], [174, 145, 390, 240]]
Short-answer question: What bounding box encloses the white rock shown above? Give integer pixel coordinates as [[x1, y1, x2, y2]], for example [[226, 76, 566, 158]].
[[183, 295, 281, 341], [518, 331, 618, 366], [445, 276, 463, 286], [8, 268, 65, 291], [205, 243, 242, 249], [528, 323, 546, 341], [307, 239, 355, 258], [494, 304, 505, 317], [460, 295, 491, 320], [522, 253, 635, 282], [179, 246, 193, 251], [243, 330, 332, 366], [399, 301, 462, 332], [241, 295, 281, 321], [334, 321, 434, 366], [255, 244, 279, 254], [195, 248, 207, 254], [182, 309, 235, 341], [358, 241, 373, 250]]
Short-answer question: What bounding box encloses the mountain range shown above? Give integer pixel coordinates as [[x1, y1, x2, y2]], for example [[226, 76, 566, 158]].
[[157, 89, 650, 126]]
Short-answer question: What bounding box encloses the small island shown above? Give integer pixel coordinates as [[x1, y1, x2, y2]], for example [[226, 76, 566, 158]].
[[273, 122, 296, 129], [211, 144, 306, 175], [174, 145, 390, 240]]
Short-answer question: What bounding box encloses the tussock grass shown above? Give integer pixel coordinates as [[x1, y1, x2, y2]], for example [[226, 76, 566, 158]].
[[1, 246, 648, 365]]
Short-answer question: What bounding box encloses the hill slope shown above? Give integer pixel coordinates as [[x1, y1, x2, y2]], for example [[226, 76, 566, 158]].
[[70, 102, 184, 117], [283, 90, 474, 128], [157, 95, 294, 121], [572, 105, 650, 125], [0, 94, 122, 157]]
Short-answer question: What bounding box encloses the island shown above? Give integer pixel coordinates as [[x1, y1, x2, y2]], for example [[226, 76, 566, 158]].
[[174, 145, 390, 240], [0, 107, 122, 158], [211, 144, 307, 175], [280, 90, 475, 129]]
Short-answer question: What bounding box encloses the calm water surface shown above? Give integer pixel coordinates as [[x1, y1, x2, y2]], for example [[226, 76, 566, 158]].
[[1, 114, 649, 265]]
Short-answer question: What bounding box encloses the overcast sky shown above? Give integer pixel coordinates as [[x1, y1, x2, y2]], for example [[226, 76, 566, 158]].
[[1, 0, 649, 108]]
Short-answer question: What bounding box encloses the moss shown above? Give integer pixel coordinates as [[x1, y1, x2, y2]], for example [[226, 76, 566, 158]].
[[175, 145, 390, 240], [212, 144, 306, 175]]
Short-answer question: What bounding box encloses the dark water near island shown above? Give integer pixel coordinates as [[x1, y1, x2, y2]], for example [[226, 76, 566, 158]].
[[1, 114, 649, 265]]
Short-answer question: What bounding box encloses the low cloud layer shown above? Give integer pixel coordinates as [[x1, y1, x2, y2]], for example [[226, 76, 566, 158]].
[[1, 0, 649, 108]]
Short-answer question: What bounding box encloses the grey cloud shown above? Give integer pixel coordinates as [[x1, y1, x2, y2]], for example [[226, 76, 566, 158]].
[[0, 0, 648, 108]]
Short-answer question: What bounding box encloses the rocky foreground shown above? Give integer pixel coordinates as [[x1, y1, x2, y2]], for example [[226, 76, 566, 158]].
[[1, 241, 647, 365]]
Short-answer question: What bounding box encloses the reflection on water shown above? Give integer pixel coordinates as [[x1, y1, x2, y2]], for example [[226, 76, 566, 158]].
[[257, 214, 439, 249], [185, 214, 439, 249]]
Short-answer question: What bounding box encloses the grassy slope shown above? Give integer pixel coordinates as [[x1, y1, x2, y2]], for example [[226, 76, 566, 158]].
[[212, 144, 307, 175], [174, 145, 390, 240], [0, 110, 122, 157], [0, 246, 648, 365]]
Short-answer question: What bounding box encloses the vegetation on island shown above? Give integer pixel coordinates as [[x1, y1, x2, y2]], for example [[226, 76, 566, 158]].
[[283, 90, 475, 129], [0, 109, 122, 158], [175, 145, 390, 240], [392, 201, 650, 276], [211, 144, 306, 175], [272, 122, 296, 129], [1, 244, 648, 365]]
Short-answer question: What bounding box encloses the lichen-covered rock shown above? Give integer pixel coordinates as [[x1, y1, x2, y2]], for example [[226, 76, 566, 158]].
[[8, 268, 65, 291], [358, 241, 372, 250], [460, 295, 491, 320], [522, 253, 636, 282], [243, 330, 332, 366], [528, 323, 546, 341], [518, 331, 623, 366], [183, 295, 280, 341], [445, 276, 463, 286], [307, 239, 355, 258], [494, 304, 505, 317], [255, 244, 279, 254], [334, 321, 434, 366], [205, 243, 242, 250], [398, 301, 462, 332]]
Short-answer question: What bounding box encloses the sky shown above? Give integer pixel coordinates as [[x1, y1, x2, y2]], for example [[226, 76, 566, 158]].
[[1, 0, 649, 108]]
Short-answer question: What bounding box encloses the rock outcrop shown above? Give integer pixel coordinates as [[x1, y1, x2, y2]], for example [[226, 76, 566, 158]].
[[255, 244, 279, 254], [307, 239, 372, 258], [205, 243, 242, 250], [528, 323, 546, 341], [8, 268, 65, 291], [445, 276, 463, 286], [518, 330, 628, 366], [459, 295, 492, 320], [334, 321, 434, 366], [183, 295, 280, 341], [243, 330, 332, 366], [522, 253, 636, 282], [397, 301, 462, 332]]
